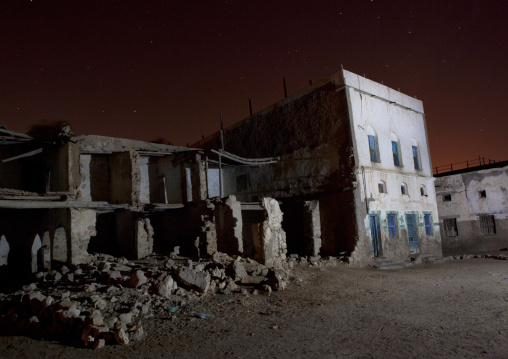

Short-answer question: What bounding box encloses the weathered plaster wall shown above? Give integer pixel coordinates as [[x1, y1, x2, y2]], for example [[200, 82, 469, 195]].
[[222, 146, 343, 201], [435, 166, 508, 255]]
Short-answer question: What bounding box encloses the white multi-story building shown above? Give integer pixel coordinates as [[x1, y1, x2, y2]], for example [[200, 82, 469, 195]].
[[197, 69, 442, 266]]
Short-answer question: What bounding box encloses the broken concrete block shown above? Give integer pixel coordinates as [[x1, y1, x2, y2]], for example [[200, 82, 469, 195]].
[[129, 270, 147, 288], [228, 260, 248, 280], [175, 267, 210, 293], [114, 328, 130, 345], [155, 276, 177, 298]]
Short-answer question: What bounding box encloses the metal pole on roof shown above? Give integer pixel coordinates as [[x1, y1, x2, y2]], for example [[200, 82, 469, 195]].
[[220, 112, 224, 151], [219, 111, 224, 198], [218, 153, 223, 198]]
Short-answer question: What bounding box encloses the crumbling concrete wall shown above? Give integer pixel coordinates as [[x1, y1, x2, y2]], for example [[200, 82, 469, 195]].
[[69, 208, 96, 264], [252, 198, 287, 268], [215, 195, 243, 255], [196, 201, 217, 258]]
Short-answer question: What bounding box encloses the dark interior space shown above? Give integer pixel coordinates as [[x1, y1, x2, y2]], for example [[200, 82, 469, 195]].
[[87, 211, 119, 257], [281, 200, 306, 256]]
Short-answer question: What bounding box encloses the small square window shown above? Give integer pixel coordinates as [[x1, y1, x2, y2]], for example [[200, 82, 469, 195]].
[[443, 194, 452, 202], [378, 181, 386, 194], [479, 190, 486, 198]]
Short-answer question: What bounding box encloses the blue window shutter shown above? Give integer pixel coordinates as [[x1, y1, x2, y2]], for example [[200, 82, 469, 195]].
[[368, 135, 378, 162], [392, 141, 400, 166], [387, 214, 397, 238], [424, 214, 432, 235], [412, 145, 420, 169]]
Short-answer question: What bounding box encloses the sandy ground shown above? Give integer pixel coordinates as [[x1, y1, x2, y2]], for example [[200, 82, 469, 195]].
[[1, 258, 507, 359]]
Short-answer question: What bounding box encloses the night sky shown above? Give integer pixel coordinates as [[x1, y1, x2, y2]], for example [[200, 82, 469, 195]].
[[1, 0, 507, 168]]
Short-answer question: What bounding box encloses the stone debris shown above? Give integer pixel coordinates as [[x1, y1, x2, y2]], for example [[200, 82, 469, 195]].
[[0, 251, 336, 349]]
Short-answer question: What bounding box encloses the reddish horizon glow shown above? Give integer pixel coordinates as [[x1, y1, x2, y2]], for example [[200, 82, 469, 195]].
[[1, 0, 507, 168]]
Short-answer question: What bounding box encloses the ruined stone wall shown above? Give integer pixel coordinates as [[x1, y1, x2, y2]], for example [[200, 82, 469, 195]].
[[252, 198, 287, 268]]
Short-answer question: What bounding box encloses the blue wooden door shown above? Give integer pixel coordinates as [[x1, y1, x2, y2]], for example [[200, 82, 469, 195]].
[[369, 214, 380, 257], [405, 214, 419, 253]]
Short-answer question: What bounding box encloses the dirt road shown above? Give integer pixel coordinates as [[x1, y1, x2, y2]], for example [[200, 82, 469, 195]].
[[1, 258, 507, 359]]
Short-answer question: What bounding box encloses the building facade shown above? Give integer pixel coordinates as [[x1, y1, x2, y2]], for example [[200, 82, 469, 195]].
[[434, 161, 508, 255], [196, 69, 442, 266]]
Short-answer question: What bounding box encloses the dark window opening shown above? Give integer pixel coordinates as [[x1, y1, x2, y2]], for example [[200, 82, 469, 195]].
[[480, 215, 496, 235], [443, 194, 452, 202], [443, 218, 458, 237], [479, 190, 486, 198]]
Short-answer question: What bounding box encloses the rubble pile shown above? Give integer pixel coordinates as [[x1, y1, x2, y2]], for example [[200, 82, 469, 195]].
[[0, 251, 307, 348]]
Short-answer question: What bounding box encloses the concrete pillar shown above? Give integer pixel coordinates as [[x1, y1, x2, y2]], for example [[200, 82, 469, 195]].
[[303, 200, 322, 256], [78, 154, 92, 201], [69, 208, 97, 264], [110, 151, 141, 206], [0, 235, 9, 266], [216, 195, 243, 255], [191, 153, 208, 202], [252, 197, 287, 268]]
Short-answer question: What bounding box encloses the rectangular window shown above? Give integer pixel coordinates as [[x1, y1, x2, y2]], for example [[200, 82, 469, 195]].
[[480, 215, 496, 235], [424, 214, 432, 236], [479, 190, 486, 198], [387, 213, 398, 238], [443, 218, 458, 237], [443, 194, 452, 202], [412, 146, 420, 170], [368, 135, 379, 162], [392, 141, 400, 166]]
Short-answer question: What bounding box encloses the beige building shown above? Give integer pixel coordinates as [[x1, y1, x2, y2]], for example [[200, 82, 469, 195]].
[[434, 161, 508, 255]]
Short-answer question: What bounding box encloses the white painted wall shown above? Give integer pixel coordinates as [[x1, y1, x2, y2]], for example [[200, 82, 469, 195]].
[[343, 70, 431, 177], [139, 156, 150, 204], [343, 70, 440, 258]]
